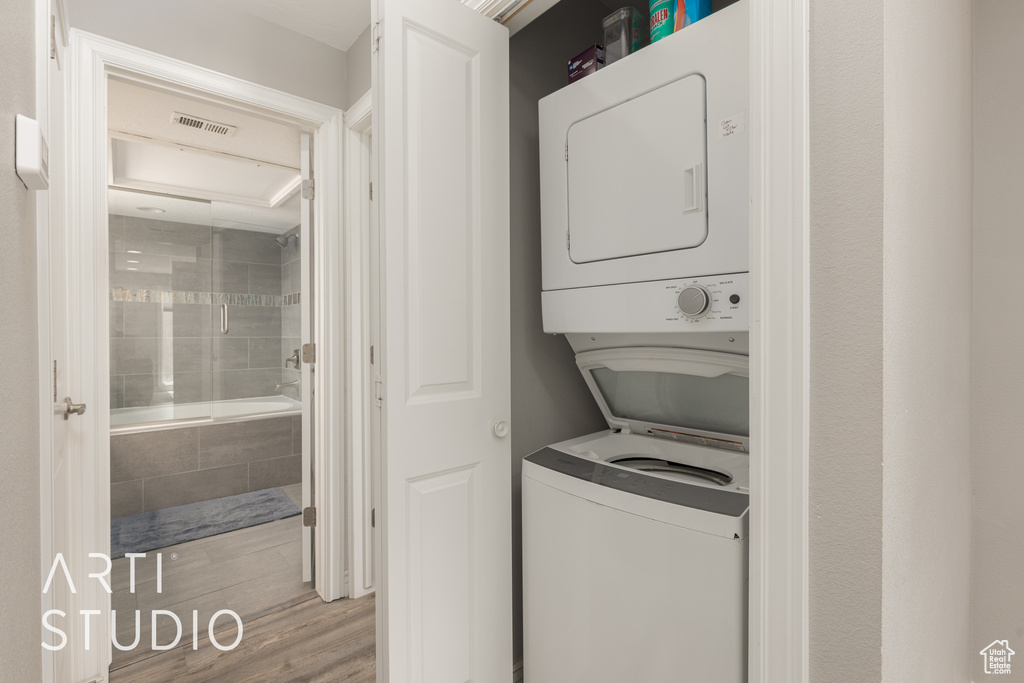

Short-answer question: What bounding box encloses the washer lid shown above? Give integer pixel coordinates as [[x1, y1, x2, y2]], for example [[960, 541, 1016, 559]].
[[576, 347, 749, 452]]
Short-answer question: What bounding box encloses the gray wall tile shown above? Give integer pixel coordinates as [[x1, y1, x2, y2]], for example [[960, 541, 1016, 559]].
[[171, 338, 212, 373], [248, 455, 302, 491], [249, 263, 282, 295], [111, 301, 124, 337], [281, 261, 300, 295], [281, 304, 300, 337], [214, 304, 281, 337], [291, 416, 301, 455], [250, 337, 288, 369], [110, 337, 159, 376], [171, 371, 211, 404], [213, 261, 250, 294], [215, 368, 283, 400], [169, 258, 212, 292], [143, 464, 248, 511], [123, 302, 161, 337], [109, 214, 125, 252], [212, 337, 249, 371], [214, 227, 281, 266], [199, 415, 293, 468], [111, 480, 144, 518], [173, 303, 212, 337], [110, 375, 125, 409], [111, 427, 199, 482], [110, 253, 171, 290], [123, 374, 172, 407], [124, 217, 212, 260], [280, 233, 300, 264]]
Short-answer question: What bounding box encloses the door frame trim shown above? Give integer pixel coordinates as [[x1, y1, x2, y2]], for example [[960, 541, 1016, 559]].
[[342, 90, 375, 599], [63, 30, 348, 675], [748, 0, 811, 681]]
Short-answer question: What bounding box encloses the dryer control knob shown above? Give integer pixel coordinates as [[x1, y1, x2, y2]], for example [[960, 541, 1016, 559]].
[[678, 286, 711, 318]]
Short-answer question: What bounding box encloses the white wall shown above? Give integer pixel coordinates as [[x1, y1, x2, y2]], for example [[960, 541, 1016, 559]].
[[68, 0, 348, 110], [881, 0, 973, 680], [973, 3, 1024, 680], [808, 0, 885, 678], [346, 24, 371, 108], [809, 0, 974, 678], [0, 1, 42, 680]]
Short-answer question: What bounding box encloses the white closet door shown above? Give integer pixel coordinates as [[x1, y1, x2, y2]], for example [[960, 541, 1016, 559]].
[[372, 0, 512, 680]]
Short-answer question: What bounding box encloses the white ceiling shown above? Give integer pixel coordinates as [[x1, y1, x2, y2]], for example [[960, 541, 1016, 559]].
[[108, 78, 302, 169], [109, 189, 302, 234], [212, 0, 369, 52]]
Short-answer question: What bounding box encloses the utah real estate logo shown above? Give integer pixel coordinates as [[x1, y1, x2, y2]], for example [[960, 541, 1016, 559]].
[[980, 639, 1014, 675]]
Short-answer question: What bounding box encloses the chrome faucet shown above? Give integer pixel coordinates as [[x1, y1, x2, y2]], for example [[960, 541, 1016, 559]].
[[285, 349, 300, 369], [275, 379, 300, 392]]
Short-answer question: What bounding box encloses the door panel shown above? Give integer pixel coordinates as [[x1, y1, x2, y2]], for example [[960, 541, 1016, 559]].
[[374, 0, 511, 680]]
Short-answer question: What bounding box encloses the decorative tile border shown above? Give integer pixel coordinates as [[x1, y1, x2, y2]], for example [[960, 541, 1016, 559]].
[[111, 288, 300, 307]]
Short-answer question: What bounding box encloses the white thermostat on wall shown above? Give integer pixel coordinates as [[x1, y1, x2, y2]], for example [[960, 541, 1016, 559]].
[[15, 114, 49, 191]]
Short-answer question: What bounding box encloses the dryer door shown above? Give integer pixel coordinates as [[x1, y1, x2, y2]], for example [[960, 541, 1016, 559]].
[[567, 74, 707, 264]]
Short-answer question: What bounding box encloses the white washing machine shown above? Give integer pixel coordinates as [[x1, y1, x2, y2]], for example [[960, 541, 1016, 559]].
[[523, 341, 749, 683], [539, 0, 749, 334]]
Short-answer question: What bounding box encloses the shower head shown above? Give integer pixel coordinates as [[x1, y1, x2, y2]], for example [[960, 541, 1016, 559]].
[[275, 226, 299, 248]]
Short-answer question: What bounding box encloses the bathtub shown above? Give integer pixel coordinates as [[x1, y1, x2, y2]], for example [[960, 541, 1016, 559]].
[[110, 395, 302, 435]]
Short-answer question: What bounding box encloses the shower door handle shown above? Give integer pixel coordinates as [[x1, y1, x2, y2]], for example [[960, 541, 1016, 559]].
[[220, 304, 229, 334]]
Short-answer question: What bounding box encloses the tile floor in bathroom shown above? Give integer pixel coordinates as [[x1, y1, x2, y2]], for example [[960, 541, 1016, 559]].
[[109, 484, 316, 671]]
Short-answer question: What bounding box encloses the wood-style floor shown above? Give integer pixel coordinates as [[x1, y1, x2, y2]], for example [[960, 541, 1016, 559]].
[[108, 484, 375, 682], [109, 592, 376, 683]]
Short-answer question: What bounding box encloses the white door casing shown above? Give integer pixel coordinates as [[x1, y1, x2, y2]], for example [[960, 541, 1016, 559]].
[[300, 132, 314, 585], [372, 0, 512, 680], [37, 0, 77, 680], [62, 33, 348, 679]]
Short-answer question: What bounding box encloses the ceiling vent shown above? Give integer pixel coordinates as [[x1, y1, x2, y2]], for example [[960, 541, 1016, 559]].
[[170, 112, 238, 137]]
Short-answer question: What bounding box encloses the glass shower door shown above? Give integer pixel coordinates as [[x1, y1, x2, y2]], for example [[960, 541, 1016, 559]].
[[108, 189, 215, 428]]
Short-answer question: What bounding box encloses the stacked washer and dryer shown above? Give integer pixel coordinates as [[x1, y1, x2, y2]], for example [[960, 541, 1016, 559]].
[[522, 2, 750, 681]]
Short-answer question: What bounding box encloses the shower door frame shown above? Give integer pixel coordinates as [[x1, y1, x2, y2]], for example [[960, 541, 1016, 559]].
[[64, 30, 353, 677]]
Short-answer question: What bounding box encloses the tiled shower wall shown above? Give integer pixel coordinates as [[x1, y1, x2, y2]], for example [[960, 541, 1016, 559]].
[[110, 415, 301, 516], [109, 215, 301, 408]]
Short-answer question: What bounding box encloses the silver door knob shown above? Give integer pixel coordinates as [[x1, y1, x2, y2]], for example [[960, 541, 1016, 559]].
[[62, 397, 86, 420], [493, 420, 509, 438]]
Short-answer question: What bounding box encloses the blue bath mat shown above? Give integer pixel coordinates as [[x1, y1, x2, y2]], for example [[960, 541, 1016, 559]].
[[110, 488, 300, 559]]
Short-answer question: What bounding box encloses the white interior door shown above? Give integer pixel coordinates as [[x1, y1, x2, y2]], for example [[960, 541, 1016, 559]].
[[372, 0, 512, 680], [300, 132, 315, 586], [40, 2, 74, 677]]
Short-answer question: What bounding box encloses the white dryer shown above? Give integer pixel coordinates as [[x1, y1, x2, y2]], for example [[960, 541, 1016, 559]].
[[539, 0, 749, 334], [523, 341, 749, 683]]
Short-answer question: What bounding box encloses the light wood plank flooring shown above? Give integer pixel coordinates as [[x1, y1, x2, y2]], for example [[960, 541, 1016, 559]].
[[109, 593, 375, 683], [109, 484, 375, 681]]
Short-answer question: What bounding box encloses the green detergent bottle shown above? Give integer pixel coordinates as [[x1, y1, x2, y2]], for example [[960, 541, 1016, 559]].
[[649, 0, 676, 43]]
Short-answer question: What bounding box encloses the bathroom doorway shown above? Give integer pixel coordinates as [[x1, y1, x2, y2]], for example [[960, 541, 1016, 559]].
[[60, 31, 369, 679]]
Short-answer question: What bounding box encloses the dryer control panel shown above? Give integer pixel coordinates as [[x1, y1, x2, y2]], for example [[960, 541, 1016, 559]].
[[667, 275, 747, 327], [542, 272, 749, 334]]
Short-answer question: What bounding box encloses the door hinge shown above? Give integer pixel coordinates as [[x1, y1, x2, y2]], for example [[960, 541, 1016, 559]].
[[369, 181, 373, 201], [371, 508, 375, 528], [303, 506, 316, 527], [302, 342, 316, 364], [370, 344, 374, 365], [301, 178, 315, 200], [372, 20, 382, 53], [52, 360, 57, 403], [565, 142, 568, 161], [566, 230, 571, 251], [374, 377, 383, 406], [50, 15, 56, 60]]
